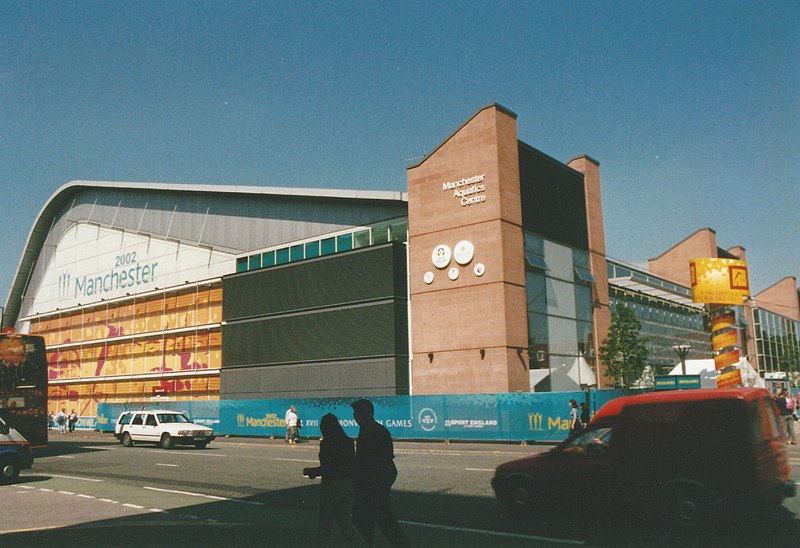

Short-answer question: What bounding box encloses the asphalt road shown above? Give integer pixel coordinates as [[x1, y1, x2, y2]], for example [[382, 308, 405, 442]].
[[1, 431, 799, 547]]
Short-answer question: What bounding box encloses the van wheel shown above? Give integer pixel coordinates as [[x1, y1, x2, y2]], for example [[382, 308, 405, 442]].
[[662, 484, 709, 529], [161, 434, 175, 450], [122, 433, 134, 447], [0, 458, 20, 484]]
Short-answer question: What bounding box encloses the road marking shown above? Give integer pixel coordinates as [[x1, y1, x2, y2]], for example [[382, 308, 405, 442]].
[[123, 503, 145, 509], [99, 498, 119, 503], [465, 468, 494, 472], [57, 455, 76, 459], [30, 474, 104, 482], [77, 494, 95, 499], [274, 457, 318, 463], [57, 490, 75, 495], [146, 450, 226, 457], [142, 486, 264, 506], [156, 463, 179, 467], [399, 520, 586, 545]]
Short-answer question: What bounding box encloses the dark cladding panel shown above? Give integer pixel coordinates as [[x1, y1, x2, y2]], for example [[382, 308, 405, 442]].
[[519, 142, 589, 251], [223, 303, 400, 366], [224, 243, 404, 320]]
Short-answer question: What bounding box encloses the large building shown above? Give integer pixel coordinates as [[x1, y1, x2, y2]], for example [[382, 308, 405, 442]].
[[4, 104, 799, 419]]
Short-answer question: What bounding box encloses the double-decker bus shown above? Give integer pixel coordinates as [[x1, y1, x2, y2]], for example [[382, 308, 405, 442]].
[[0, 333, 48, 447]]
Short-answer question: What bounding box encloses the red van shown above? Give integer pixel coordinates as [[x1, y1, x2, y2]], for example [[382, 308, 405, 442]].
[[492, 388, 794, 528]]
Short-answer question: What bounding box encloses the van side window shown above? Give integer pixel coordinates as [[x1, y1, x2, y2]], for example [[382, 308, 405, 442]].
[[131, 414, 144, 426], [145, 414, 157, 426], [751, 398, 781, 443], [118, 413, 132, 426]]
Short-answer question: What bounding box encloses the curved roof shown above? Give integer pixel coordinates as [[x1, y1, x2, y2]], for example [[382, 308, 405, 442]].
[[4, 180, 407, 327]]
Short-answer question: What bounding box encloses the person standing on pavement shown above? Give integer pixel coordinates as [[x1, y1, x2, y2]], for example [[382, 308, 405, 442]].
[[285, 405, 296, 443], [351, 399, 410, 548], [303, 414, 366, 547], [568, 399, 580, 436], [579, 402, 590, 430], [55, 408, 67, 434], [286, 406, 300, 445], [67, 409, 78, 433], [774, 388, 797, 445]]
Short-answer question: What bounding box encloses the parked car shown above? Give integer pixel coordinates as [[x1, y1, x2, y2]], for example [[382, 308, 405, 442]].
[[116, 410, 215, 449], [492, 388, 794, 528], [0, 416, 33, 484]]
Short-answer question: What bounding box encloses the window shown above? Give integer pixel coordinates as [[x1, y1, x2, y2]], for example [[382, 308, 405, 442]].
[[248, 254, 261, 270], [321, 237, 336, 256], [574, 267, 595, 284], [131, 414, 144, 426], [236, 257, 248, 273], [525, 252, 548, 271], [372, 225, 389, 245], [305, 241, 320, 258], [275, 248, 290, 265], [290, 244, 304, 262], [262, 251, 275, 267], [337, 233, 353, 252], [390, 221, 408, 242], [354, 229, 370, 249], [145, 414, 157, 426]]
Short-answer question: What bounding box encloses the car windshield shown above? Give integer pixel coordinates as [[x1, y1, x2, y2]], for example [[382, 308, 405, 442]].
[[156, 413, 191, 424]]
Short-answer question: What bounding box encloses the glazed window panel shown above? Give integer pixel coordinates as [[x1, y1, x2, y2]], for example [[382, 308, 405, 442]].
[[144, 338, 165, 373], [209, 331, 222, 368], [133, 302, 148, 335], [196, 289, 211, 325], [82, 311, 95, 341], [176, 291, 197, 328]]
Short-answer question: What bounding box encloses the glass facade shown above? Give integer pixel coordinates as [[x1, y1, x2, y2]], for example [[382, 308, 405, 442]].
[[607, 260, 710, 375], [524, 232, 595, 391], [235, 218, 409, 274], [752, 308, 800, 375]]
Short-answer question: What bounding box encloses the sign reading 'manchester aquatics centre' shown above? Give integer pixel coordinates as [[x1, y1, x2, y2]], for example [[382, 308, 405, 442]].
[[32, 224, 234, 311]]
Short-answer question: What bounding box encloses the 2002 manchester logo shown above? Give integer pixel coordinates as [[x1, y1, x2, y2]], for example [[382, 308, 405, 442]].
[[418, 408, 438, 432]]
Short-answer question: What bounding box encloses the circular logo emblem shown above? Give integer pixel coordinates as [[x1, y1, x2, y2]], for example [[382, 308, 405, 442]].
[[423, 271, 434, 285], [448, 267, 459, 281], [431, 245, 452, 269], [453, 240, 475, 265], [418, 408, 438, 432], [473, 263, 486, 277]]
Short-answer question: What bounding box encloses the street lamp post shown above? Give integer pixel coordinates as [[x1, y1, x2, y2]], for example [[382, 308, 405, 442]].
[[672, 344, 692, 376]]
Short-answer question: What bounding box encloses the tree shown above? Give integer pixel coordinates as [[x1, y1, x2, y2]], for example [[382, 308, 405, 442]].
[[599, 305, 650, 388]]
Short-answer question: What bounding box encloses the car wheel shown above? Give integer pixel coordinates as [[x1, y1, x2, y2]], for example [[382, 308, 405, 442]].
[[122, 433, 134, 447], [194, 441, 207, 449], [161, 433, 175, 450], [501, 476, 536, 515], [0, 458, 20, 484]]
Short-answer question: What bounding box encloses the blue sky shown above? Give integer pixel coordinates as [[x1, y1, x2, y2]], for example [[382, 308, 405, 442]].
[[2, 1, 798, 307]]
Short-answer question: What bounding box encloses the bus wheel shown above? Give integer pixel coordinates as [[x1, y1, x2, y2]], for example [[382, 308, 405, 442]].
[[0, 459, 20, 484]]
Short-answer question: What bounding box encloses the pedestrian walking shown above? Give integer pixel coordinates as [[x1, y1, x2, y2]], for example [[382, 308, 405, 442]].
[[774, 388, 797, 445], [303, 414, 367, 547], [285, 405, 296, 443], [568, 399, 580, 436], [68, 409, 78, 433], [351, 399, 410, 547]]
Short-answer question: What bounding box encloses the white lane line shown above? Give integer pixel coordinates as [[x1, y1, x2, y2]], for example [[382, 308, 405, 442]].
[[123, 503, 145, 509], [31, 474, 104, 482], [99, 498, 119, 503], [57, 455, 76, 459], [399, 520, 585, 545], [142, 486, 263, 506], [76, 494, 95, 499], [156, 463, 179, 467], [465, 468, 494, 472], [274, 457, 318, 463], [146, 450, 226, 457], [57, 490, 75, 495]]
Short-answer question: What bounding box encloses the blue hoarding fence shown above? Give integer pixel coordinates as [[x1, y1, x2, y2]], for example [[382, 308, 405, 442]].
[[97, 390, 628, 442]]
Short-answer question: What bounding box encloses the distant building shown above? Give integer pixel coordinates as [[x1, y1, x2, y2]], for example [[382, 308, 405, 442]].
[[3, 104, 798, 419]]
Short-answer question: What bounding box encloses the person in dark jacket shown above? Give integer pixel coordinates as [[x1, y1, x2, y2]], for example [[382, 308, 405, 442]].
[[304, 414, 366, 547], [350, 399, 410, 547]]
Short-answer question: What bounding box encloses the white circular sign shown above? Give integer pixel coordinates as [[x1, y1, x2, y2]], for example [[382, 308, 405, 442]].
[[474, 263, 486, 277], [448, 267, 459, 281], [431, 245, 452, 269], [423, 271, 434, 284], [453, 240, 475, 265]]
